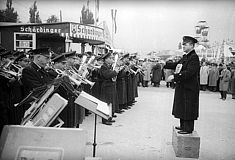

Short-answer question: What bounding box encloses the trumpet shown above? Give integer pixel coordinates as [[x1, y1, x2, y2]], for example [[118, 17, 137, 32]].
[[68, 67, 95, 88], [87, 64, 101, 70], [11, 63, 23, 74], [0, 69, 18, 79], [55, 68, 82, 86]]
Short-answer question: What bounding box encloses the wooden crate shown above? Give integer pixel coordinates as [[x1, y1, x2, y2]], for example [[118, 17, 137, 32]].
[[172, 126, 200, 158]]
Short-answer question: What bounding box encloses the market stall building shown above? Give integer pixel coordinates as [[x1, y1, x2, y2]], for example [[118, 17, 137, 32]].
[[0, 22, 106, 54]]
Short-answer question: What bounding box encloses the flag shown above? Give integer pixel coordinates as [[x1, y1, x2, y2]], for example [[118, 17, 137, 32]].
[[95, 0, 99, 23], [114, 9, 117, 33], [111, 9, 117, 34]]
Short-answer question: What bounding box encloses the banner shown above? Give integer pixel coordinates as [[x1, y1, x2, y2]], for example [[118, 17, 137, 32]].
[[111, 9, 117, 34], [95, 0, 99, 23]]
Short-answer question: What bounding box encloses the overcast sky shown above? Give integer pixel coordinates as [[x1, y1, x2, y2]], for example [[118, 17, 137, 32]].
[[1, 0, 235, 54]]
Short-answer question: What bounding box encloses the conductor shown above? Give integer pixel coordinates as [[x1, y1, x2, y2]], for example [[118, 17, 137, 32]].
[[166, 36, 200, 134]]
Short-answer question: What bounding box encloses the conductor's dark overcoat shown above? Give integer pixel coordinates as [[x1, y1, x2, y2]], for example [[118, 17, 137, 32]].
[[165, 50, 200, 120]]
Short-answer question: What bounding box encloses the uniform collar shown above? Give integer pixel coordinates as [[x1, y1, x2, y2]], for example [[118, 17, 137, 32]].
[[186, 49, 195, 57]]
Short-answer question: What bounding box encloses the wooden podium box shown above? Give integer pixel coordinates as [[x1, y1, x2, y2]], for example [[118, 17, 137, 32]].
[[172, 126, 200, 158], [0, 125, 87, 160]]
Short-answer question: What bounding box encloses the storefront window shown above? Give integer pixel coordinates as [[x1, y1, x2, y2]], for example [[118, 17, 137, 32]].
[[14, 33, 36, 52]]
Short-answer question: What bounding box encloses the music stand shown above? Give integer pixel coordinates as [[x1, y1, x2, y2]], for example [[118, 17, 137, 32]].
[[75, 91, 111, 157]]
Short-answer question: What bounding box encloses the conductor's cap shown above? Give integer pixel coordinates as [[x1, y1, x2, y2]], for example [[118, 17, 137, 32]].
[[182, 36, 198, 45]]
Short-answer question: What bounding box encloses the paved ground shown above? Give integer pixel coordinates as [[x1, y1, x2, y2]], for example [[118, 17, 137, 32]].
[[80, 82, 235, 160]]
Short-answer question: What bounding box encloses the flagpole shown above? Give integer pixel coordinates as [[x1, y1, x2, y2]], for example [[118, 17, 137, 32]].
[[95, 0, 97, 26], [111, 9, 114, 48]]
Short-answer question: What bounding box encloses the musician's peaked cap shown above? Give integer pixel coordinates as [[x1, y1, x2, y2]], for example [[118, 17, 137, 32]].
[[129, 55, 136, 60], [0, 45, 7, 53], [0, 50, 14, 59], [52, 54, 66, 63], [14, 53, 30, 62], [183, 36, 198, 44], [101, 52, 112, 60], [120, 53, 129, 60], [28, 48, 51, 57], [64, 51, 76, 58]]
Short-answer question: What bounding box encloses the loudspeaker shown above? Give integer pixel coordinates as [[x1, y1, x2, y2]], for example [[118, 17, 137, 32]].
[[0, 125, 87, 160]]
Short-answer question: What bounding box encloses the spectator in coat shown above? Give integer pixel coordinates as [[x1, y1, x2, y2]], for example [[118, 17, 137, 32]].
[[142, 59, 151, 87], [216, 63, 224, 91], [208, 63, 219, 92], [151, 61, 162, 87], [200, 61, 209, 91], [164, 59, 175, 88], [219, 64, 231, 100], [230, 64, 235, 99]]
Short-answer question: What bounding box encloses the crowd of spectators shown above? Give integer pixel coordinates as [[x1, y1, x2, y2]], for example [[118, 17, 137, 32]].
[[136, 58, 235, 100]]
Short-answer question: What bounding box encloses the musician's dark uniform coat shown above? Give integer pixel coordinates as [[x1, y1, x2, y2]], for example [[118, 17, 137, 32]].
[[99, 62, 118, 114], [22, 62, 53, 96], [117, 68, 127, 107], [165, 50, 200, 120]]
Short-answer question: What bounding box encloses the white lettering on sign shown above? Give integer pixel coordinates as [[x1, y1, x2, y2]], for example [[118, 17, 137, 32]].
[[70, 23, 103, 41], [20, 26, 61, 34]]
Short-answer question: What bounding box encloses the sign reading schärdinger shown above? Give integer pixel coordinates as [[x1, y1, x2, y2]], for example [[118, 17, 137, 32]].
[[17, 22, 104, 42], [20, 26, 62, 34]]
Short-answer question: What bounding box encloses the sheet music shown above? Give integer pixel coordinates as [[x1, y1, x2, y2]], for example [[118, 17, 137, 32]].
[[175, 64, 182, 73], [80, 91, 110, 116]]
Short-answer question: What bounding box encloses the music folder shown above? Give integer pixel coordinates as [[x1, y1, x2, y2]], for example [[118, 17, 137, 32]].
[[74, 91, 112, 120]]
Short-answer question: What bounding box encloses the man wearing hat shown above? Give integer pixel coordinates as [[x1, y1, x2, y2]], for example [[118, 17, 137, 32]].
[[21, 48, 54, 97], [165, 36, 200, 134], [116, 53, 129, 111], [99, 52, 119, 125], [14, 53, 31, 69]]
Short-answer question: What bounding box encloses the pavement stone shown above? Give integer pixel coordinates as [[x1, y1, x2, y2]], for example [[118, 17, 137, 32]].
[[80, 83, 235, 160]]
